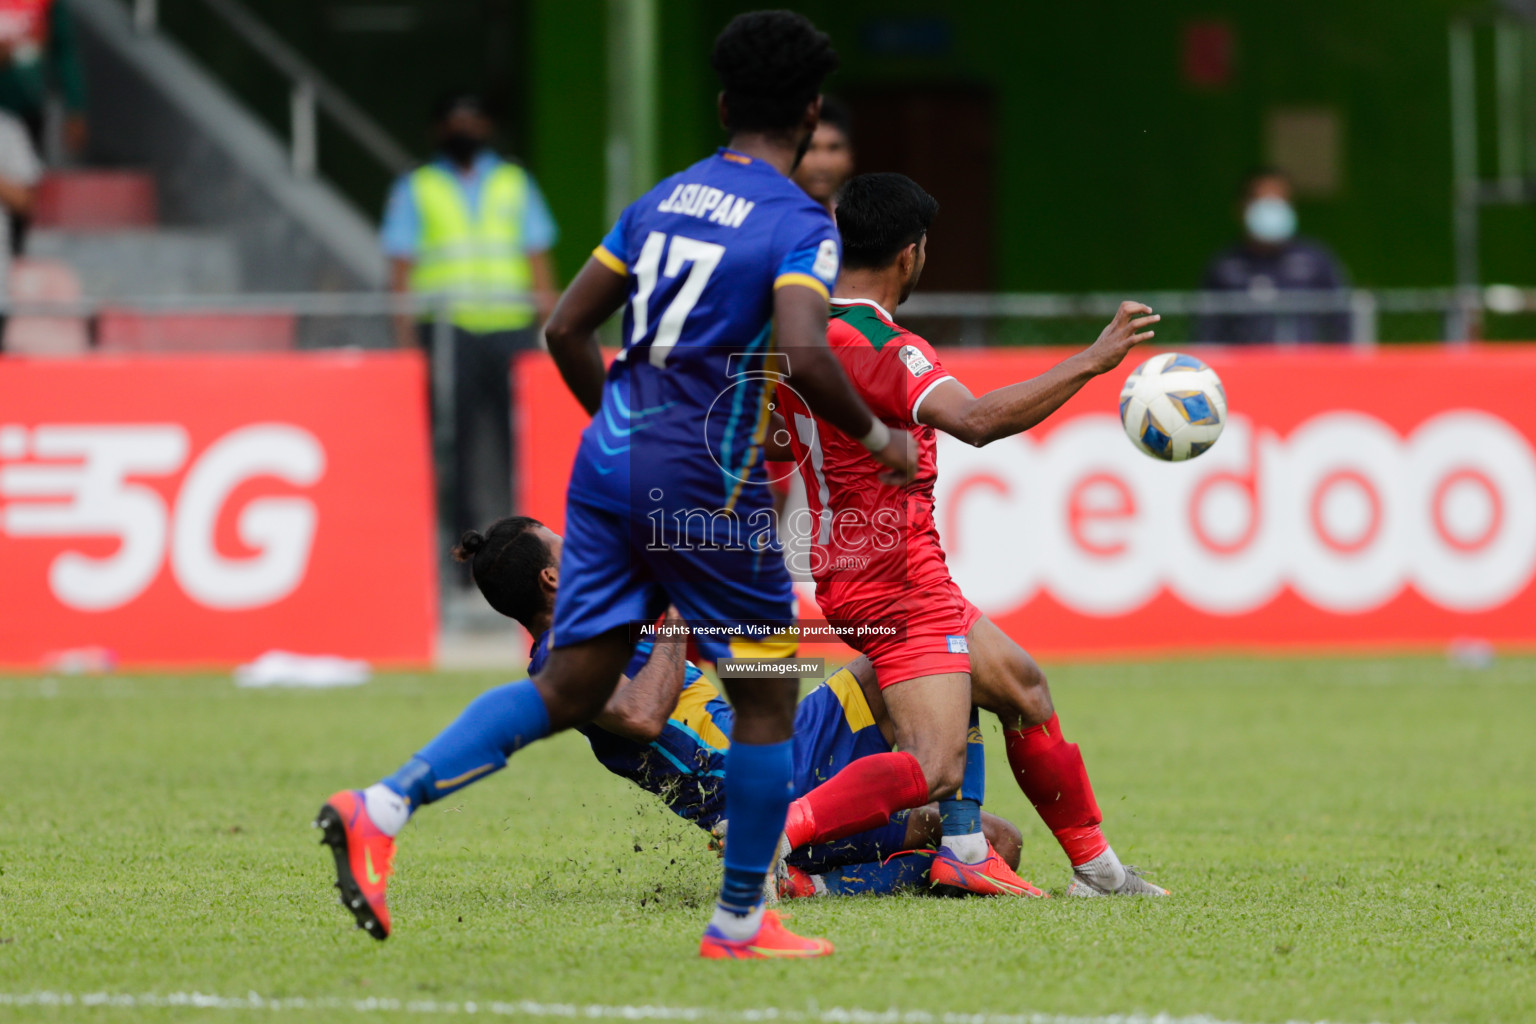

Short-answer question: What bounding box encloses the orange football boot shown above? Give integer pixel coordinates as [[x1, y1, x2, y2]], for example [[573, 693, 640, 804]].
[[315, 790, 396, 939], [699, 910, 833, 959], [928, 845, 1048, 898]]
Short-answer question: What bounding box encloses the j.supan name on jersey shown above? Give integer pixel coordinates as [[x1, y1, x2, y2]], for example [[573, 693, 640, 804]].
[[657, 184, 755, 228]]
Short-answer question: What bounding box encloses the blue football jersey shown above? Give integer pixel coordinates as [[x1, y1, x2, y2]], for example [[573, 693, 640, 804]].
[[570, 148, 840, 526]]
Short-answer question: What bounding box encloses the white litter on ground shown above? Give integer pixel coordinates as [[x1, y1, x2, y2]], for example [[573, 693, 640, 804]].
[[233, 651, 372, 689]]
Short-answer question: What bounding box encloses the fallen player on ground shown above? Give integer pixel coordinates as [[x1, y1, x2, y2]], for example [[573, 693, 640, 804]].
[[316, 515, 1027, 940], [484, 517, 1027, 898]]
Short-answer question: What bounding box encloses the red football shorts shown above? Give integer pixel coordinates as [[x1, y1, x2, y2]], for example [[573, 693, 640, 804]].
[[819, 569, 982, 689]]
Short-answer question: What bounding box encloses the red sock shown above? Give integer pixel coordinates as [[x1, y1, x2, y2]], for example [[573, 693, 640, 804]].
[[1003, 713, 1108, 865], [784, 751, 928, 849]]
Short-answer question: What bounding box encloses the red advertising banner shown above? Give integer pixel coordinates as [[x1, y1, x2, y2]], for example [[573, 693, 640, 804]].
[[0, 352, 437, 668], [518, 345, 1536, 658]]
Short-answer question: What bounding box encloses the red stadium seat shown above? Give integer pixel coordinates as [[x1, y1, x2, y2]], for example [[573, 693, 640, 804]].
[[95, 310, 297, 352], [5, 259, 89, 356], [33, 171, 159, 230]]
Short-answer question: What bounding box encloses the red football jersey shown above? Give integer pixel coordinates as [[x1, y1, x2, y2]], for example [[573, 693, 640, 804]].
[[778, 298, 956, 591]]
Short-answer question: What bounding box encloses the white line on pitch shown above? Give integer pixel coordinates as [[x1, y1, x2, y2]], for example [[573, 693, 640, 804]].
[[0, 991, 1422, 1024]]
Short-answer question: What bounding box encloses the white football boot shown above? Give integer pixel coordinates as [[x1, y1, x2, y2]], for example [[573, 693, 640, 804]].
[[1065, 847, 1170, 896]]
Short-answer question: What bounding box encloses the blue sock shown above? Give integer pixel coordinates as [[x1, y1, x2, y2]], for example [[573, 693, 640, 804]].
[[938, 708, 985, 838], [380, 679, 551, 810], [718, 738, 794, 914], [820, 856, 929, 896], [960, 706, 986, 804]]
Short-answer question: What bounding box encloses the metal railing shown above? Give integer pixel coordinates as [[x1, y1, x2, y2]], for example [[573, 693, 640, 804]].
[[7, 286, 1534, 500], [8, 285, 1536, 342], [899, 286, 1531, 347], [129, 0, 414, 179]]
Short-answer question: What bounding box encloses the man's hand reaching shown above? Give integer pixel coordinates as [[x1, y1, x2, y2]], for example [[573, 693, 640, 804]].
[[1084, 301, 1160, 375]]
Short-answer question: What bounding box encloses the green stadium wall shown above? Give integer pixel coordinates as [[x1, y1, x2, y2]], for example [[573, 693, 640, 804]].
[[177, 0, 1527, 295]]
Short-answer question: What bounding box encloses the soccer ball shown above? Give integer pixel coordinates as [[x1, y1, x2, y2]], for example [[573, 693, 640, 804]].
[[1119, 353, 1227, 461]]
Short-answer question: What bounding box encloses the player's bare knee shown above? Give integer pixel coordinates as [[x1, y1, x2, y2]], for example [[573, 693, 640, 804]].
[[533, 673, 611, 730], [985, 664, 1054, 728], [1019, 684, 1054, 725], [981, 691, 1052, 731], [537, 690, 604, 731]]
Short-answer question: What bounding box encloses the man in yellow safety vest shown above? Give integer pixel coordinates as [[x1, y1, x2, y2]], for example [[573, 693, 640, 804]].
[[382, 91, 559, 553]]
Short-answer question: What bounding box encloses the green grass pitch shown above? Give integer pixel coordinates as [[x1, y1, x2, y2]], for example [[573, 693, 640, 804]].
[[1, 655, 1534, 1023]]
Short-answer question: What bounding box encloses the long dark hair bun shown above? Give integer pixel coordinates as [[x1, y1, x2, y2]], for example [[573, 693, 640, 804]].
[[453, 517, 552, 627], [453, 529, 486, 563]]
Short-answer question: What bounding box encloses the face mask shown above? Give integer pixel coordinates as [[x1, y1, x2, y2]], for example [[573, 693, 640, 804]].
[[441, 132, 486, 164], [1245, 197, 1296, 244]]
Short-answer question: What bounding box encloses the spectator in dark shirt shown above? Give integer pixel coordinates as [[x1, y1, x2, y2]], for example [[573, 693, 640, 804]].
[[1196, 168, 1350, 344]]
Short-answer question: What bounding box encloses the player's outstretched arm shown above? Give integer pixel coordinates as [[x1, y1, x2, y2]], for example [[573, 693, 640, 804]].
[[543, 256, 631, 416], [591, 610, 690, 743], [776, 284, 918, 483], [918, 301, 1158, 447]]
